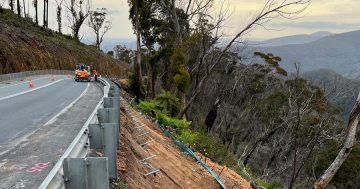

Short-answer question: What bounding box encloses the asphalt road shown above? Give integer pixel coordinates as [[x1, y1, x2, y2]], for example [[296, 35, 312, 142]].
[[0, 75, 103, 189]]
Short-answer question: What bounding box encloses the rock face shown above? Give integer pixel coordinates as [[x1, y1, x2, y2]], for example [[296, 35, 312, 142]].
[[0, 9, 129, 76]]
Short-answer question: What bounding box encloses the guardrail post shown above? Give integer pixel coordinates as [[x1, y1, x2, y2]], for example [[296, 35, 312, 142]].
[[89, 124, 102, 149], [98, 108, 119, 140], [97, 108, 119, 179], [102, 123, 118, 179], [63, 157, 109, 189], [104, 97, 120, 109], [88, 123, 118, 180]]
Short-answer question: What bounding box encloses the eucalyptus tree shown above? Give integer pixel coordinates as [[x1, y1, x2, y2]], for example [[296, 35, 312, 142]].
[[55, 0, 65, 33], [88, 8, 112, 50], [32, 0, 38, 24]]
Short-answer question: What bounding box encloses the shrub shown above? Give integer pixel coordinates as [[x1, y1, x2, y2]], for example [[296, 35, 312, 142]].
[[156, 112, 191, 130], [155, 91, 181, 117], [137, 100, 162, 116], [127, 72, 145, 100]]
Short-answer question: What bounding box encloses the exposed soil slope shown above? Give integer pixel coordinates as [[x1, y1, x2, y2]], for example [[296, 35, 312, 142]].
[[0, 8, 129, 76], [117, 90, 251, 189]]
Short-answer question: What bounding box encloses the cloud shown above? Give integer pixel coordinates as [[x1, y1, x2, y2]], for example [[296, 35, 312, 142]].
[[270, 21, 360, 30]]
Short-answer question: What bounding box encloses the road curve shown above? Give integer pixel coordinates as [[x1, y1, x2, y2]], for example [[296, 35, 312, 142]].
[[0, 75, 103, 189]]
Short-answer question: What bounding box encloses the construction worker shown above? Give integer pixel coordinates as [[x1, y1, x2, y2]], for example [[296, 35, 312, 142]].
[[92, 69, 98, 82]]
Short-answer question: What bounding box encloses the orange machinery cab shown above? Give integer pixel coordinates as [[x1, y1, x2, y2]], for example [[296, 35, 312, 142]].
[[74, 64, 91, 82]]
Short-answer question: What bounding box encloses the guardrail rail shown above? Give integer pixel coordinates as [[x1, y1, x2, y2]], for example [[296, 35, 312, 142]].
[[37, 77, 121, 189]]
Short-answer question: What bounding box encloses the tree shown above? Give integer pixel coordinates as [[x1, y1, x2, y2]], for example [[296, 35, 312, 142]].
[[32, 0, 38, 24], [9, 0, 14, 11], [314, 93, 360, 189], [16, 0, 20, 17], [22, 0, 25, 16], [128, 0, 144, 99], [43, 0, 48, 28], [88, 8, 112, 50], [114, 45, 133, 64], [177, 0, 311, 118], [66, 0, 91, 39], [107, 51, 114, 57], [55, 0, 65, 33]]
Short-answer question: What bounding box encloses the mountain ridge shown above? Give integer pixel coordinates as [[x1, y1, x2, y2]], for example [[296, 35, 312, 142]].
[[250, 30, 360, 77]]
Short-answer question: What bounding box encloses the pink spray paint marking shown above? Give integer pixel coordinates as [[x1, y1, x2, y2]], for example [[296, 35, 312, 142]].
[[26, 162, 51, 173]]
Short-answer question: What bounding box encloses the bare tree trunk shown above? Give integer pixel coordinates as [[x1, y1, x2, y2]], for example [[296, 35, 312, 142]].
[[243, 127, 280, 166], [22, 0, 25, 16], [34, 0, 38, 24], [16, 0, 20, 17], [46, 0, 48, 27], [314, 93, 360, 189], [9, 0, 14, 11], [135, 14, 142, 80], [43, 0, 46, 27]]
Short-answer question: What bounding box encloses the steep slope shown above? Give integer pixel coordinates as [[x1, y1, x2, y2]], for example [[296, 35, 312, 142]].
[[118, 89, 251, 189], [0, 9, 129, 75], [260, 31, 332, 47], [251, 30, 360, 77], [301, 69, 360, 118]]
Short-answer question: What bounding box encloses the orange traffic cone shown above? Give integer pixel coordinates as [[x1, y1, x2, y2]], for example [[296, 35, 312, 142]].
[[51, 75, 55, 81], [28, 79, 33, 88]]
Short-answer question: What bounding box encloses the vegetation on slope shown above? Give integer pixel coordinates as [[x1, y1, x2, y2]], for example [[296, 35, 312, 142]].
[[0, 8, 129, 76], [123, 0, 358, 188]]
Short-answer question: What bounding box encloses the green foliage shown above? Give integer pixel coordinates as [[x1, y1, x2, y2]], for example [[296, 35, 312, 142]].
[[156, 90, 181, 116], [170, 48, 186, 74], [255, 178, 282, 189], [177, 129, 237, 165], [116, 180, 129, 189], [314, 143, 360, 189], [127, 72, 145, 100], [137, 100, 162, 115], [254, 90, 288, 124], [173, 65, 191, 93], [254, 52, 287, 76], [137, 90, 180, 117], [156, 112, 191, 130]]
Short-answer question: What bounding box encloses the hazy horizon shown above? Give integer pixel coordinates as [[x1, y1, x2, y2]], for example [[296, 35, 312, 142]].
[[3, 0, 358, 41]]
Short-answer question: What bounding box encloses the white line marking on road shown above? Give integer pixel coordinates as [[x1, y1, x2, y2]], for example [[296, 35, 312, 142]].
[[43, 83, 90, 126], [0, 79, 68, 101], [0, 82, 89, 157], [0, 76, 50, 89]]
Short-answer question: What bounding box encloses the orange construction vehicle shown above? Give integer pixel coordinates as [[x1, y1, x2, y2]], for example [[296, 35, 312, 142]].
[[74, 64, 91, 82]]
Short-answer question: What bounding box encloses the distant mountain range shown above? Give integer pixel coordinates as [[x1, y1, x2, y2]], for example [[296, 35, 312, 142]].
[[90, 30, 360, 79], [258, 31, 333, 47], [250, 30, 360, 78], [82, 37, 137, 51]]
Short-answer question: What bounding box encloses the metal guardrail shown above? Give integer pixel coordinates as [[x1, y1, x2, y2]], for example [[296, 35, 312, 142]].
[[38, 77, 120, 189], [0, 70, 73, 82]]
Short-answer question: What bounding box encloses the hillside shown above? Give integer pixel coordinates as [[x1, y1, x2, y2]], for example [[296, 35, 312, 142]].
[[0, 9, 129, 76], [250, 30, 360, 77], [260, 31, 332, 47], [301, 69, 360, 118]]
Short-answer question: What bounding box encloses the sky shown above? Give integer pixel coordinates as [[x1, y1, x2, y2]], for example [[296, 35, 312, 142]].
[[1, 0, 359, 40]]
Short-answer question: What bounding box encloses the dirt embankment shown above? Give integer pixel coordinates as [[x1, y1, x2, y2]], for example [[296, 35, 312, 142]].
[[117, 90, 251, 189], [0, 9, 129, 76]]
